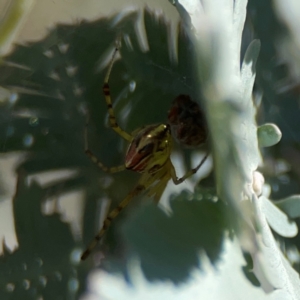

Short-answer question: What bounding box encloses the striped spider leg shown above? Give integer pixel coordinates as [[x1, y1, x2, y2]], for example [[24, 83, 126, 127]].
[[81, 47, 208, 261]]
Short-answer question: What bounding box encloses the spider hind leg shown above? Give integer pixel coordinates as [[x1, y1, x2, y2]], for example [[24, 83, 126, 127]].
[[81, 184, 145, 260]]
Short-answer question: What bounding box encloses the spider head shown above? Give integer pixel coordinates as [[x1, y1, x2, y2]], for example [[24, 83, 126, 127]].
[[125, 124, 172, 173]]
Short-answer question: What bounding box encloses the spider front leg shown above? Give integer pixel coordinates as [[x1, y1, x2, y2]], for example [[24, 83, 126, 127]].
[[171, 152, 209, 185], [84, 114, 126, 173], [103, 47, 133, 142]]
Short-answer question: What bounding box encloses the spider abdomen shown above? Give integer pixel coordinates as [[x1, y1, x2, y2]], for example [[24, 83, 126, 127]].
[[168, 94, 207, 148]]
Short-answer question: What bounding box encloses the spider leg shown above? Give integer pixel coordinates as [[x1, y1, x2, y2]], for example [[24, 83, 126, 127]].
[[81, 167, 165, 260], [81, 184, 145, 260], [171, 152, 209, 185], [103, 47, 133, 142], [147, 168, 171, 203], [85, 114, 126, 173]]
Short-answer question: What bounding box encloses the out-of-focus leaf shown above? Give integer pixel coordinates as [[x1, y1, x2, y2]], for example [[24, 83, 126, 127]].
[[173, 2, 300, 297], [84, 239, 273, 300], [240, 39, 262, 178], [0, 175, 81, 300], [121, 189, 230, 283], [253, 194, 300, 298], [242, 252, 261, 287], [261, 196, 297, 238], [275, 195, 300, 219], [0, 0, 35, 56], [183, 0, 261, 244], [257, 123, 282, 147]]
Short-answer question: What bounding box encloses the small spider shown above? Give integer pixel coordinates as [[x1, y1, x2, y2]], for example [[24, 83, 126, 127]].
[[81, 47, 208, 260]]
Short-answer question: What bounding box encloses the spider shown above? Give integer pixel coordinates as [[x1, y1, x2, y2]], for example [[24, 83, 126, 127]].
[[81, 47, 208, 260]]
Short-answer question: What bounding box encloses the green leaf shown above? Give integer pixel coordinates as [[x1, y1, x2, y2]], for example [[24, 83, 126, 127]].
[[0, 175, 82, 299], [257, 123, 282, 147], [242, 252, 261, 287], [0, 0, 34, 56], [253, 195, 300, 298], [85, 239, 272, 300], [240, 39, 262, 178], [260, 196, 297, 238], [275, 195, 300, 219]]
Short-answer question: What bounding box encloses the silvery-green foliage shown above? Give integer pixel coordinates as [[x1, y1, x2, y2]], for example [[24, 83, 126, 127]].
[[168, 0, 300, 298], [1, 0, 300, 299]]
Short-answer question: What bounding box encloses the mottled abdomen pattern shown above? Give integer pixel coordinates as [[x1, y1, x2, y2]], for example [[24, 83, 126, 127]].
[[168, 94, 207, 148]]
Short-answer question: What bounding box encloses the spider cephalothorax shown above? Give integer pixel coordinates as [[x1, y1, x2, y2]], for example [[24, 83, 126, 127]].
[[125, 124, 172, 174], [81, 47, 208, 261]]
